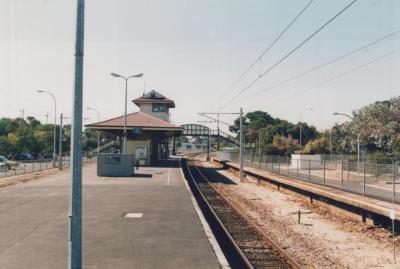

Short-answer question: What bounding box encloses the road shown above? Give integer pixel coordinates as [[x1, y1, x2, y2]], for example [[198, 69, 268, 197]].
[[0, 159, 221, 269]]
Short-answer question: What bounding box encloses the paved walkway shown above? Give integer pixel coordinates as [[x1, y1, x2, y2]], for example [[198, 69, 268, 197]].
[[0, 159, 221, 269]]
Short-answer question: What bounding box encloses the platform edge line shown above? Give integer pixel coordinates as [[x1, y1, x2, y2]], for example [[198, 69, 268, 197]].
[[178, 157, 230, 269]]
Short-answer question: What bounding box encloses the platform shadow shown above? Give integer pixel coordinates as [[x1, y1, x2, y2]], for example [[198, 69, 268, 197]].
[[147, 159, 180, 168], [197, 166, 237, 185]]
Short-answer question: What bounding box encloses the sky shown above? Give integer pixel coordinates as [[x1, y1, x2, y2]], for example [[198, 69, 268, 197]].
[[0, 0, 399, 132]]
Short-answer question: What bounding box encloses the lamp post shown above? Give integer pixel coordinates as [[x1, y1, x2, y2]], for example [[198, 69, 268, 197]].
[[37, 90, 57, 167], [111, 72, 143, 153], [333, 112, 360, 164], [299, 108, 314, 147], [86, 107, 101, 154]]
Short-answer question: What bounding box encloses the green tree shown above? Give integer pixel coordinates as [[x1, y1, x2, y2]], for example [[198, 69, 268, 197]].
[[230, 110, 319, 155], [301, 136, 330, 154], [337, 96, 400, 155], [0, 136, 14, 157], [0, 118, 19, 136]]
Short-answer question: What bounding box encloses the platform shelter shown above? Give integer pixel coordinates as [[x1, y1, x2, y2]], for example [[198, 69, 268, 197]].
[[85, 90, 183, 165]]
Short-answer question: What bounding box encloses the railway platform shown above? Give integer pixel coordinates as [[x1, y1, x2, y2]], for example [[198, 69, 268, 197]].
[[0, 159, 222, 269], [213, 157, 400, 224]]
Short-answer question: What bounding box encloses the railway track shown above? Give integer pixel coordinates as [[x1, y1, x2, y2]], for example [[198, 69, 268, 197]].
[[181, 155, 302, 269]]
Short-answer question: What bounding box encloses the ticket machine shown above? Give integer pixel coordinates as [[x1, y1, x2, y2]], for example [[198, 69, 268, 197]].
[[135, 145, 148, 166]]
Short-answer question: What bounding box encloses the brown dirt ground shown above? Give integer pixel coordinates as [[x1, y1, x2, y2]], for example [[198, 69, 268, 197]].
[[193, 158, 399, 269]]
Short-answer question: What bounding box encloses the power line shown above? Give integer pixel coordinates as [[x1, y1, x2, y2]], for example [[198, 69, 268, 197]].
[[218, 0, 359, 110], [214, 0, 315, 103], [198, 113, 232, 126], [266, 47, 400, 107], [234, 29, 400, 104]]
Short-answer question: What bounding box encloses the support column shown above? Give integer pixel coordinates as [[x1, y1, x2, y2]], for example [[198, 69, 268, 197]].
[[172, 136, 176, 155]]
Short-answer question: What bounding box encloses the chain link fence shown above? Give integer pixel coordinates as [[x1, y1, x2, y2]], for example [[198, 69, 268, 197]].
[[217, 151, 399, 204], [0, 155, 97, 180]]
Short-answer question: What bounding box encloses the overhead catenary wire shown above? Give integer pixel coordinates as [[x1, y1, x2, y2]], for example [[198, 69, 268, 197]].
[[233, 29, 400, 104], [265, 47, 400, 107], [218, 0, 359, 110], [214, 0, 315, 103]]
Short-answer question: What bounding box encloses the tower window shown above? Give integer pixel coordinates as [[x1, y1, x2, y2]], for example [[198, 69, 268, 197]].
[[152, 103, 167, 112]]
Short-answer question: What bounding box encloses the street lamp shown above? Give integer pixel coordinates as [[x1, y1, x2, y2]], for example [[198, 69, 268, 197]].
[[86, 107, 101, 155], [37, 90, 57, 167], [333, 112, 360, 164], [299, 108, 314, 147], [111, 72, 143, 154]]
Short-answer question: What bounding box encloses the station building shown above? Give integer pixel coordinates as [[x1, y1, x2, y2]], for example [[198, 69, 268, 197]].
[[85, 90, 183, 165]]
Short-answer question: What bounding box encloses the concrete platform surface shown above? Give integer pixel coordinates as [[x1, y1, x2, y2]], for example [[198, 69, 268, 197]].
[[0, 159, 221, 269]]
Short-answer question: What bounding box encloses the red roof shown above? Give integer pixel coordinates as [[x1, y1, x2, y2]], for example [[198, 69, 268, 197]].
[[132, 90, 175, 108], [85, 112, 183, 130], [133, 97, 175, 105]]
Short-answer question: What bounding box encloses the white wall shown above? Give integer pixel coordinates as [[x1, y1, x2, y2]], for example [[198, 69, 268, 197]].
[[291, 154, 321, 170], [139, 103, 169, 122]]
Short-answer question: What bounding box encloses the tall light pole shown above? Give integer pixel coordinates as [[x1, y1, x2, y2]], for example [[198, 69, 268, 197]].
[[59, 113, 63, 170], [111, 72, 143, 153], [299, 108, 314, 147], [86, 107, 101, 154], [37, 90, 57, 167], [333, 112, 360, 164]]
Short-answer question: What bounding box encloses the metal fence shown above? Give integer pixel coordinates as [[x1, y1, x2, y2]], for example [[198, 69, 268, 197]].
[[0, 156, 97, 180], [217, 151, 400, 204]]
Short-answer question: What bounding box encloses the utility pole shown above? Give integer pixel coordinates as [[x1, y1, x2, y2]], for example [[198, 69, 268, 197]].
[[197, 120, 215, 161], [208, 129, 211, 161], [357, 134, 361, 165], [299, 108, 314, 147], [198, 112, 236, 147], [198, 111, 243, 181], [330, 128, 333, 159], [69, 0, 84, 268], [59, 113, 63, 171], [217, 114, 220, 150], [86, 107, 101, 154], [240, 108, 244, 182]]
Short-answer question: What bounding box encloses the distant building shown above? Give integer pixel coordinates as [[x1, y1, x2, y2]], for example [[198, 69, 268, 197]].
[[86, 90, 183, 165], [132, 90, 175, 122]]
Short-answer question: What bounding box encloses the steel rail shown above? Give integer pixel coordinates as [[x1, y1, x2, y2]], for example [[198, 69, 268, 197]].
[[182, 157, 254, 269], [193, 164, 303, 269]]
